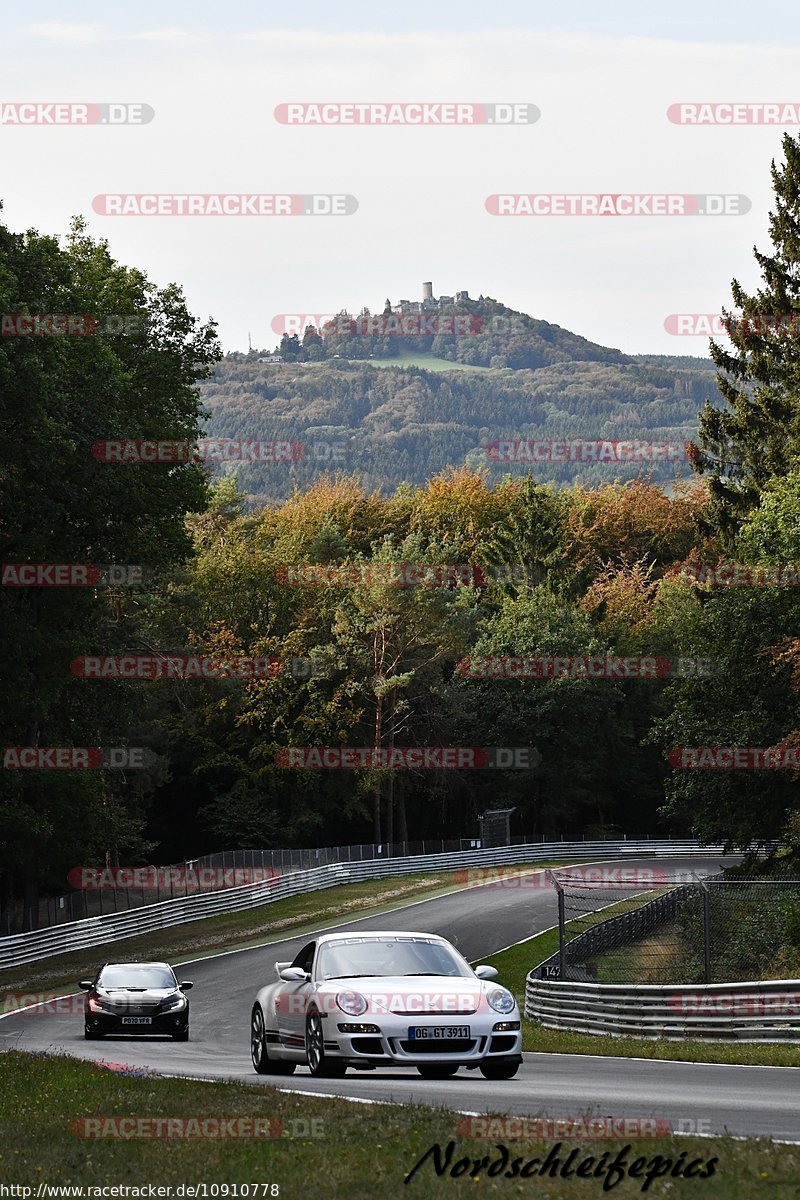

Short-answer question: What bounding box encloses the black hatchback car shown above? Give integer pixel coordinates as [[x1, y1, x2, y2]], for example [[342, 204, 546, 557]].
[[80, 961, 194, 1040]]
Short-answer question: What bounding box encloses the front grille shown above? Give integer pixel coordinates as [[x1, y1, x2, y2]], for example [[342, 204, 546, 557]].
[[398, 1039, 476, 1054]]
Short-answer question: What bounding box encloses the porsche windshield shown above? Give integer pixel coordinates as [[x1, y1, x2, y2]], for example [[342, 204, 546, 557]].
[[98, 965, 176, 990], [317, 937, 471, 980]]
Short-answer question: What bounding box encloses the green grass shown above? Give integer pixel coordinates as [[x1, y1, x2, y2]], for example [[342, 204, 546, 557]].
[[0, 863, 569, 1005], [587, 920, 684, 984], [481, 905, 800, 1068], [0, 1052, 795, 1198]]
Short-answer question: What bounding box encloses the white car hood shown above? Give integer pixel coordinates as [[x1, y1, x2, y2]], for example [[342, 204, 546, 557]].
[[318, 976, 491, 1016]]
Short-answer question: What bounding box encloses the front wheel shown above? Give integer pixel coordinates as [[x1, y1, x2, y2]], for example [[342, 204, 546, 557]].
[[305, 1009, 346, 1078], [479, 1058, 520, 1080], [251, 1004, 295, 1075], [416, 1064, 459, 1079], [172, 1029, 189, 1042], [84, 1028, 103, 1040]]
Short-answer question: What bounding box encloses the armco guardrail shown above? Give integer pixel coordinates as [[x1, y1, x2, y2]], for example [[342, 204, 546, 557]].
[[524, 977, 800, 1042], [0, 839, 724, 968]]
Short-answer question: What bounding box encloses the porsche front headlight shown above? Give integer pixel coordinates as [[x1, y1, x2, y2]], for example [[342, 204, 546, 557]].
[[486, 988, 516, 1014], [336, 991, 368, 1016]]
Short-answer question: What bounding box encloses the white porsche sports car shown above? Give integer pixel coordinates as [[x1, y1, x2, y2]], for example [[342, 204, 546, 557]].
[[250, 930, 522, 1079]]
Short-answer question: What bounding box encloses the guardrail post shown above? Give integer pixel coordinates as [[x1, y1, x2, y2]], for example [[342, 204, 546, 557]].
[[552, 873, 566, 980], [702, 882, 712, 984]]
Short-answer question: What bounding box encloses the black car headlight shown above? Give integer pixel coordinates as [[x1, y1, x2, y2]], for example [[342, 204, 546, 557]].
[[160, 994, 187, 1011]]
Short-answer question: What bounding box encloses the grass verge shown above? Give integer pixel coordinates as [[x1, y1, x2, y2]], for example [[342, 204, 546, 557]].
[[0, 1051, 796, 1198]]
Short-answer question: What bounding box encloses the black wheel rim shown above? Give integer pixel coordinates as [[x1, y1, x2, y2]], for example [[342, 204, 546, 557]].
[[306, 1012, 323, 1071], [251, 1008, 265, 1068]]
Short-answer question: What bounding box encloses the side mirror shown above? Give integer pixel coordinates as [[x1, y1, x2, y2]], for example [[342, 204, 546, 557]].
[[279, 967, 309, 982], [474, 965, 498, 980], [274, 961, 291, 979], [78, 980, 93, 990], [178, 981, 194, 991]]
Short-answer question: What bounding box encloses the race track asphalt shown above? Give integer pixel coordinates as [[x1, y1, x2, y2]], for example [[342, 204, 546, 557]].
[[2, 857, 798, 1141]]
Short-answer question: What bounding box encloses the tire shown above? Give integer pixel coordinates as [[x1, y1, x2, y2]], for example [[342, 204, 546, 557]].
[[251, 1004, 296, 1076], [84, 1028, 103, 1040], [172, 1029, 189, 1042], [479, 1058, 520, 1080], [416, 1064, 459, 1079], [305, 1008, 346, 1078]]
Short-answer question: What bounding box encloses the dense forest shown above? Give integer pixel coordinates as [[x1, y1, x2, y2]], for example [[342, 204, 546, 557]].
[[198, 349, 721, 505], [4, 134, 800, 923]]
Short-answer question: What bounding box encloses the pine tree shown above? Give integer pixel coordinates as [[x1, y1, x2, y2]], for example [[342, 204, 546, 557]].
[[693, 132, 800, 541]]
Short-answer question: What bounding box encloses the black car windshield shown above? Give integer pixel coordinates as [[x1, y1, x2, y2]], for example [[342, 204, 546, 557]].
[[317, 937, 471, 980], [98, 965, 176, 989]]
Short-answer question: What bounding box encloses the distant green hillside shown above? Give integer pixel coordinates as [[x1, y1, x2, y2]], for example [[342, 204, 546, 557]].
[[198, 297, 723, 506]]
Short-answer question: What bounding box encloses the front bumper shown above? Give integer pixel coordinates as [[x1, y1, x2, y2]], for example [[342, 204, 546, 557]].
[[85, 1010, 188, 1036], [326, 1015, 522, 1066]]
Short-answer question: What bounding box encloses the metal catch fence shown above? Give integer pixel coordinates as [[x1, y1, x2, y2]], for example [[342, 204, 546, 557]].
[[540, 867, 800, 984]]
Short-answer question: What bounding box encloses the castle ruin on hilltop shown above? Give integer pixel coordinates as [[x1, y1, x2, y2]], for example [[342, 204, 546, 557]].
[[388, 282, 471, 315]]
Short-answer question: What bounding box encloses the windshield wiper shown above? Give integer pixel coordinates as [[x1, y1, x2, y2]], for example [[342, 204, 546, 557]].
[[323, 973, 376, 980]]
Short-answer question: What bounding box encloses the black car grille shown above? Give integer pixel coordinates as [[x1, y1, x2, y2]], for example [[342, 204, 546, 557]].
[[108, 1003, 160, 1015]]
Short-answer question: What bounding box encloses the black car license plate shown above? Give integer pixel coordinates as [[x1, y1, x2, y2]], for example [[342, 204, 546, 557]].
[[121, 1016, 152, 1024]]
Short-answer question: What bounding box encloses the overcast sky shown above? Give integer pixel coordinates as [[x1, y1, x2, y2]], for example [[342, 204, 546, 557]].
[[3, 1, 800, 355]]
